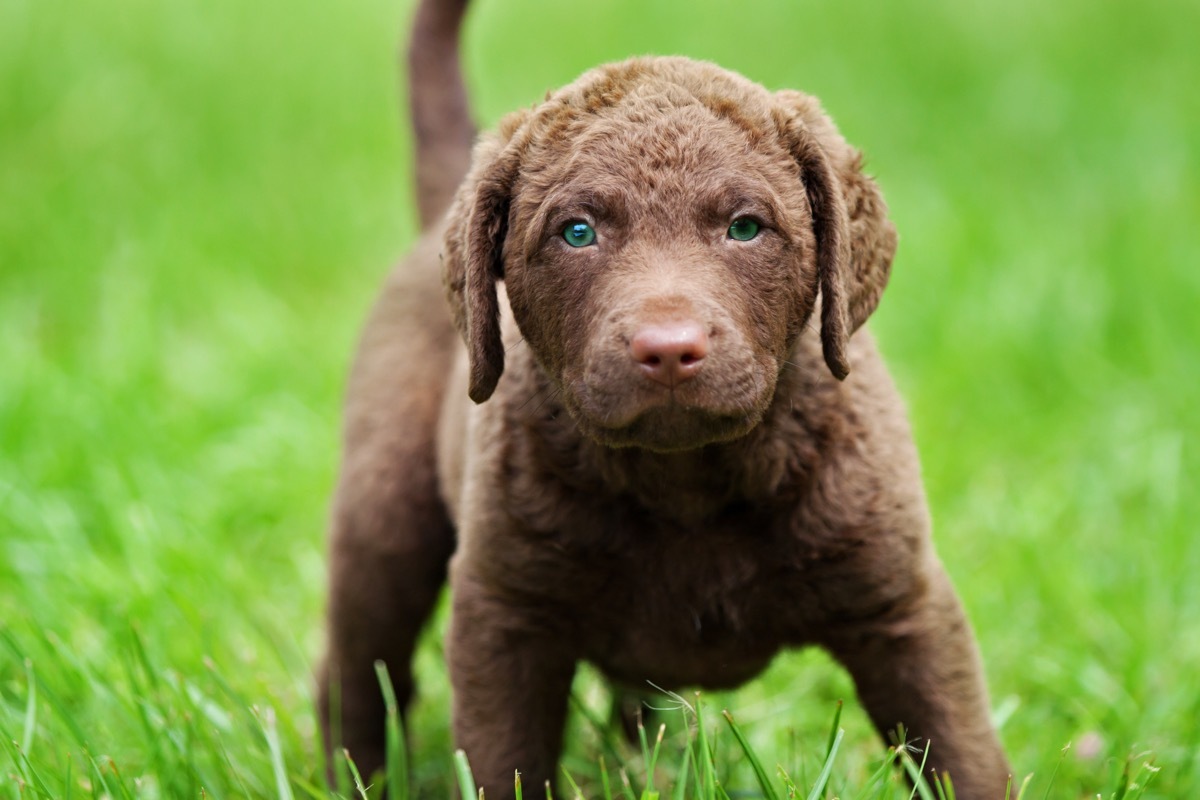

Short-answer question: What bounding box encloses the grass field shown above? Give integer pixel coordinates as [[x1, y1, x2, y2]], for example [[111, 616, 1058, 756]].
[[2, 0, 1197, 796]]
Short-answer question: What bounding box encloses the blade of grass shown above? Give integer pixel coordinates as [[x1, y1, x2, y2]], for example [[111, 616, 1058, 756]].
[[670, 743, 691, 800], [645, 723, 666, 794], [561, 765, 585, 798], [636, 709, 653, 796], [2, 736, 54, 799], [599, 756, 612, 800], [850, 747, 901, 800], [824, 701, 843, 762], [1127, 759, 1160, 799], [721, 709, 781, 800], [343, 748, 372, 800], [934, 771, 953, 800], [260, 707, 296, 800], [1040, 744, 1069, 800], [693, 694, 716, 798], [621, 767, 637, 800], [82, 752, 121, 800], [896, 740, 936, 800], [0, 631, 90, 752], [805, 728, 844, 800], [454, 749, 478, 800], [118, 642, 168, 787], [21, 658, 37, 756], [374, 660, 410, 800], [324, 666, 351, 799], [570, 692, 639, 796]]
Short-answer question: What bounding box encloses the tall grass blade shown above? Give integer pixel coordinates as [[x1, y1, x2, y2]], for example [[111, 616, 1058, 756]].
[[1013, 773, 1033, 800], [621, 767, 636, 800], [561, 765, 585, 798], [670, 743, 691, 800], [3, 736, 54, 799], [343, 748, 372, 800], [896, 741, 936, 800], [570, 692, 638, 795], [454, 749, 479, 800], [636, 709, 654, 797], [804, 728, 844, 800], [693, 694, 717, 798], [934, 771, 953, 800], [599, 756, 612, 800], [850, 747, 901, 800], [21, 658, 37, 756], [1039, 744, 1068, 800], [824, 701, 843, 762], [1128, 759, 1160, 799], [327, 674, 352, 800], [0, 631, 89, 751], [1112, 755, 1131, 800], [260, 707, 296, 800], [118, 642, 167, 786], [645, 723, 666, 793], [374, 660, 410, 800], [721, 709, 781, 800]]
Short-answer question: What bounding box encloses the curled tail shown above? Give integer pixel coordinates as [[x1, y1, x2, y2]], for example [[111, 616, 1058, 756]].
[[406, 0, 474, 229]]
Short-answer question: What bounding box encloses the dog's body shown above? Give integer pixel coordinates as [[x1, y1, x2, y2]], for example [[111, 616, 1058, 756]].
[[319, 1, 1012, 796]]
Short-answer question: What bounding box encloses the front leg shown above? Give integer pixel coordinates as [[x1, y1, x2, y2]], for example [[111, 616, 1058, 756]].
[[822, 562, 1012, 800], [447, 568, 577, 799]]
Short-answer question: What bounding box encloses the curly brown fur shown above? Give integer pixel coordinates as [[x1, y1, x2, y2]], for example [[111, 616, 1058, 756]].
[[318, 5, 1011, 798]]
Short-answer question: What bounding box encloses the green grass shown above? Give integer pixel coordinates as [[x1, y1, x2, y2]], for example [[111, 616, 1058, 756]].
[[1, 0, 1197, 796]]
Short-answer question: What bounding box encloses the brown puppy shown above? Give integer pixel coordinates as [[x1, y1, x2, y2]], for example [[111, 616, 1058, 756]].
[[318, 0, 1013, 797]]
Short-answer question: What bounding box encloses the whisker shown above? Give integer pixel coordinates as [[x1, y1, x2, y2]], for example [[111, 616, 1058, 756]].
[[514, 379, 563, 416], [528, 385, 564, 418], [514, 384, 551, 414]]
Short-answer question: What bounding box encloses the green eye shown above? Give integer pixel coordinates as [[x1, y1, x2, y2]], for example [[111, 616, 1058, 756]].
[[728, 217, 760, 241], [562, 221, 596, 247]]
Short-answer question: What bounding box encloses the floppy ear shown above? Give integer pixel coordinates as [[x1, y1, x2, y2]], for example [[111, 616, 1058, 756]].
[[773, 90, 898, 380], [442, 113, 529, 403]]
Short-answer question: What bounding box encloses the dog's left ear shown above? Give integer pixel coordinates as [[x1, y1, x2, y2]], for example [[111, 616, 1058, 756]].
[[773, 90, 898, 379], [443, 110, 531, 403]]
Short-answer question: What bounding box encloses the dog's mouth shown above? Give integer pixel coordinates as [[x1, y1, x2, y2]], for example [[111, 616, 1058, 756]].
[[582, 407, 762, 452], [563, 375, 772, 452]]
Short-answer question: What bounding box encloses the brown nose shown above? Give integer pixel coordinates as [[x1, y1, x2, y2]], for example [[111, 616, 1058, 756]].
[[629, 321, 708, 386]]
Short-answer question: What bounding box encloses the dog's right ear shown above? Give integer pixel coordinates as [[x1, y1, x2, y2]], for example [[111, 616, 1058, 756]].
[[442, 112, 531, 403]]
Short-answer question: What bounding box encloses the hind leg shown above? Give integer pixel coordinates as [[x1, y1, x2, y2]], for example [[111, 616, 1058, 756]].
[[318, 263, 458, 780], [319, 446, 454, 779]]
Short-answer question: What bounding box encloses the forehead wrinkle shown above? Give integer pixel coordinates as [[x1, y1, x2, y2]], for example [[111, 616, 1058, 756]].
[[517, 80, 808, 241], [543, 182, 625, 219]]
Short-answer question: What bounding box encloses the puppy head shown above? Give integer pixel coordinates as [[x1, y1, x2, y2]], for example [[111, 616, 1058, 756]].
[[443, 57, 896, 452]]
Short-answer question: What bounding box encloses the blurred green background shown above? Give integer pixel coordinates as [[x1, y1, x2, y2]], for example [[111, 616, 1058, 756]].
[[1, 0, 1197, 796]]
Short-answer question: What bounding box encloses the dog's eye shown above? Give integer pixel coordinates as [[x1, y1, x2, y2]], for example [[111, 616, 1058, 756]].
[[562, 222, 597, 248], [727, 217, 760, 241]]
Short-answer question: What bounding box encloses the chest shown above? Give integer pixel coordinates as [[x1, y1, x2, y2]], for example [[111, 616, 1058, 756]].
[[520, 497, 831, 688]]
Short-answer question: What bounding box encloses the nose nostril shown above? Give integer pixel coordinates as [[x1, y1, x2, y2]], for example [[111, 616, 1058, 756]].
[[629, 320, 709, 384]]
